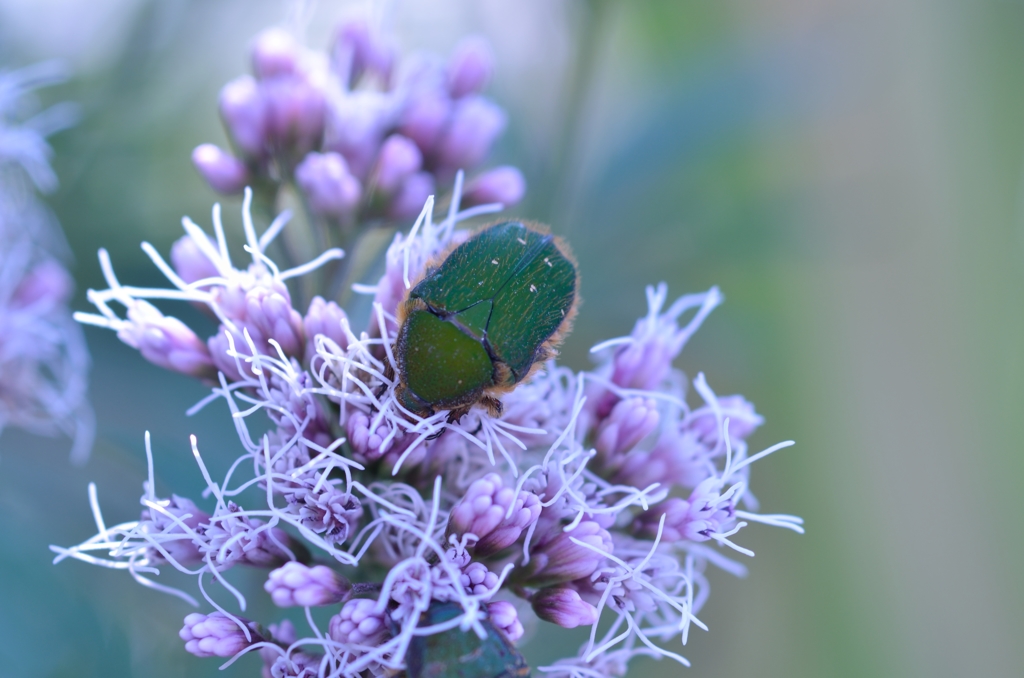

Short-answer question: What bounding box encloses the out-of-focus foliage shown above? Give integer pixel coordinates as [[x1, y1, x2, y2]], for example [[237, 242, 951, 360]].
[[1, 0, 1023, 677]]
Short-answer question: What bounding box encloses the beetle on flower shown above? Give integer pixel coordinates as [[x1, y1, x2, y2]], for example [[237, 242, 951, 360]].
[[53, 14, 803, 678]]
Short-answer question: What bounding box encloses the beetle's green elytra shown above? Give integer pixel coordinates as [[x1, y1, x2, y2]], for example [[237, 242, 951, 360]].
[[394, 221, 578, 419], [405, 601, 530, 678]]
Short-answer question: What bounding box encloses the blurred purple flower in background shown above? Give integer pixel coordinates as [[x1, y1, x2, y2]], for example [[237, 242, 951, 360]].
[[0, 61, 93, 462]]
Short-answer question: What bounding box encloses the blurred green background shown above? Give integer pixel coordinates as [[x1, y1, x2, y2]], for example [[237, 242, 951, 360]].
[[2, 0, 1023, 676]]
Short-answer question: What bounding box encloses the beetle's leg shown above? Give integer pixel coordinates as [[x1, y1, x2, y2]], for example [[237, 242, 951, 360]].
[[426, 427, 447, 441], [445, 406, 472, 425], [373, 354, 397, 402], [480, 396, 503, 418]]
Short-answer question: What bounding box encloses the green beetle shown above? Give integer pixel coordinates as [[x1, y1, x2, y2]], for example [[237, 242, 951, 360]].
[[405, 601, 530, 678], [393, 221, 577, 421]]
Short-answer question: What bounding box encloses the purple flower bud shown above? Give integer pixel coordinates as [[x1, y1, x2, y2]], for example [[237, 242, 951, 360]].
[[246, 288, 304, 356], [386, 171, 434, 221], [259, 621, 321, 677], [604, 287, 722, 404], [265, 562, 350, 607], [294, 152, 362, 218], [328, 598, 388, 646], [612, 427, 712, 491], [460, 562, 499, 595], [633, 478, 737, 542], [180, 612, 262, 658], [687, 395, 762, 448], [399, 89, 451, 153], [117, 300, 215, 378], [526, 520, 613, 586], [346, 410, 400, 462], [206, 325, 247, 381], [252, 28, 299, 80], [594, 397, 659, 463], [610, 345, 671, 399], [198, 501, 298, 568], [260, 622, 296, 667], [448, 473, 541, 557], [262, 77, 325, 158], [192, 144, 250, 195], [462, 166, 525, 208], [447, 36, 494, 98], [264, 653, 318, 678], [435, 95, 506, 173], [487, 601, 524, 641], [325, 91, 395, 179], [12, 259, 72, 309], [532, 586, 599, 629], [141, 494, 210, 565], [170, 234, 220, 285], [373, 134, 422, 194], [214, 281, 305, 360], [303, 295, 351, 362], [219, 75, 267, 158], [333, 15, 396, 83]]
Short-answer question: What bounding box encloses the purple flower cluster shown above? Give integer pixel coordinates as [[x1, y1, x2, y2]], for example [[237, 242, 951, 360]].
[[58, 185, 802, 677], [194, 16, 523, 231], [54, 18, 802, 678], [0, 62, 92, 462]]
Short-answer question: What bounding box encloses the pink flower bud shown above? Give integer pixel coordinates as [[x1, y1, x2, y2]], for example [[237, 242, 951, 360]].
[[386, 171, 434, 221], [448, 473, 541, 557], [325, 91, 394, 179], [346, 411, 389, 461], [602, 286, 722, 404], [264, 562, 350, 607], [170, 234, 220, 284], [192, 144, 249, 195], [435, 95, 506, 172], [180, 612, 262, 658], [594, 397, 659, 462], [262, 77, 325, 158], [329, 598, 388, 646], [374, 134, 422, 194], [532, 586, 599, 629], [633, 478, 737, 543], [197, 501, 299, 568], [612, 427, 712, 491], [207, 287, 305, 379], [12, 259, 72, 308], [346, 411, 416, 466], [219, 75, 267, 158], [333, 15, 396, 83], [251, 28, 299, 80], [462, 166, 525, 208], [460, 562, 499, 595], [118, 300, 215, 378], [447, 36, 494, 98], [399, 89, 451, 153], [206, 325, 247, 381], [487, 601, 524, 641], [141, 494, 210, 565], [303, 295, 351, 361], [214, 281, 305, 363], [525, 520, 613, 586], [294, 152, 362, 218]]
